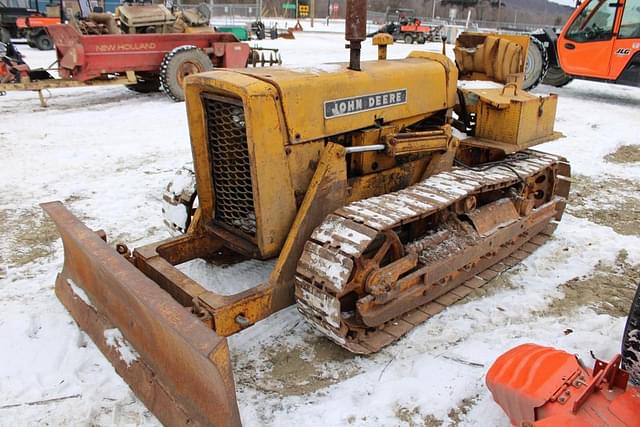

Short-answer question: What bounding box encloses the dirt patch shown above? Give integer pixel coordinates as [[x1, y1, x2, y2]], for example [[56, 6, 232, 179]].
[[567, 174, 640, 236], [447, 395, 478, 427], [0, 195, 89, 268], [605, 145, 640, 164], [235, 332, 361, 397], [541, 250, 640, 317], [0, 207, 59, 267], [394, 405, 443, 427], [424, 415, 445, 427]]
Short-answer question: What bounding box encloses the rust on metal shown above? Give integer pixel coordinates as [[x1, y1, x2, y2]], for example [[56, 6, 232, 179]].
[[41, 201, 242, 427], [345, 0, 367, 71], [295, 150, 570, 354], [466, 198, 520, 237]]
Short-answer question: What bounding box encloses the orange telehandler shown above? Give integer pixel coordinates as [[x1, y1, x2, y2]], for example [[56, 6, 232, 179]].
[[525, 0, 640, 89]]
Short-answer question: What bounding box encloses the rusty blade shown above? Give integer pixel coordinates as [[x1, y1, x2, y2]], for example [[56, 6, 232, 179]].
[[41, 201, 241, 427]]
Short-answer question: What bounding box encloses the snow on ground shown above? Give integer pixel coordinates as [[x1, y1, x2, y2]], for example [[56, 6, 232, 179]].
[[1, 31, 640, 426], [210, 17, 380, 34]]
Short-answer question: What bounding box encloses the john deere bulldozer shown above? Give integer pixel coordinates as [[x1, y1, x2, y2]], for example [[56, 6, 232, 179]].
[[42, 1, 571, 424]]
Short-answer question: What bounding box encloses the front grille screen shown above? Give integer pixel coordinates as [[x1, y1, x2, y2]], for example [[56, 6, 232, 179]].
[[202, 94, 256, 236]]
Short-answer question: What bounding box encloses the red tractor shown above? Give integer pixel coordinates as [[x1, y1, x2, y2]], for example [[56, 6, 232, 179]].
[[370, 7, 441, 45]]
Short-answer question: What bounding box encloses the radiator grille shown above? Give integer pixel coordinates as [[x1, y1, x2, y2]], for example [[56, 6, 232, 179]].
[[203, 94, 256, 236]]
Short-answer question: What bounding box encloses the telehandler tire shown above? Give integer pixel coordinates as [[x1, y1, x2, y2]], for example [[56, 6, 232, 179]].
[[34, 34, 53, 51], [622, 283, 640, 385], [523, 36, 548, 91], [160, 45, 214, 102], [542, 66, 573, 87]]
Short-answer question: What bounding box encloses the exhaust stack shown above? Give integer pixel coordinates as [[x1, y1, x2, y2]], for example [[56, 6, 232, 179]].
[[345, 0, 367, 71]]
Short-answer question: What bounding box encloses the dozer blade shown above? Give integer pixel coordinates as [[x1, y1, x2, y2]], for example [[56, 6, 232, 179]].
[[41, 201, 241, 427]]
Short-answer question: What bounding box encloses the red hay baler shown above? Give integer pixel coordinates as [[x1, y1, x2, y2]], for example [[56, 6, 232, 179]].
[[0, 23, 280, 105]]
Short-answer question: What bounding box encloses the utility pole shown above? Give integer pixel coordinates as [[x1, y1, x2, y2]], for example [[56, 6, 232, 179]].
[[432, 0, 436, 19], [310, 0, 314, 27]]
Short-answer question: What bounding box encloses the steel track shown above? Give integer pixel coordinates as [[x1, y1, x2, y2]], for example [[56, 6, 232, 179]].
[[295, 150, 571, 354]]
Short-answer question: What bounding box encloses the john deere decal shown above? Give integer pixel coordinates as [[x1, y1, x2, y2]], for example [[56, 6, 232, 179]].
[[324, 89, 407, 119]]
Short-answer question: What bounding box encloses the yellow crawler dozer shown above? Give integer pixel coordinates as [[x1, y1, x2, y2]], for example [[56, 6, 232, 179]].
[[42, 1, 571, 425]]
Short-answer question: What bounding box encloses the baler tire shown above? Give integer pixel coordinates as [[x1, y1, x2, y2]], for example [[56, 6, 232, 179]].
[[404, 34, 414, 44], [542, 66, 573, 88], [523, 36, 549, 91], [126, 78, 161, 93], [622, 283, 640, 386], [160, 45, 214, 102]]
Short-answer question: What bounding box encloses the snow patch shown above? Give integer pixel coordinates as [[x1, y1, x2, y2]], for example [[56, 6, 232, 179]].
[[457, 80, 504, 90], [313, 219, 371, 256], [104, 328, 139, 367], [167, 163, 195, 197], [162, 199, 189, 232], [67, 279, 93, 308], [288, 63, 343, 74], [177, 258, 275, 295]]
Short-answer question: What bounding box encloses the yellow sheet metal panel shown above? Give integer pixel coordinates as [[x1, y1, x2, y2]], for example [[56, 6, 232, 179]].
[[467, 85, 559, 146], [350, 126, 397, 175], [286, 140, 325, 205], [184, 73, 297, 258], [236, 56, 456, 143], [185, 71, 271, 231], [248, 95, 298, 256], [269, 143, 349, 312]]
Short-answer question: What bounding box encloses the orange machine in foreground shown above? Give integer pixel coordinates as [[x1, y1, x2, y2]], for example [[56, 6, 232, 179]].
[[488, 345, 639, 426], [487, 285, 640, 427]]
